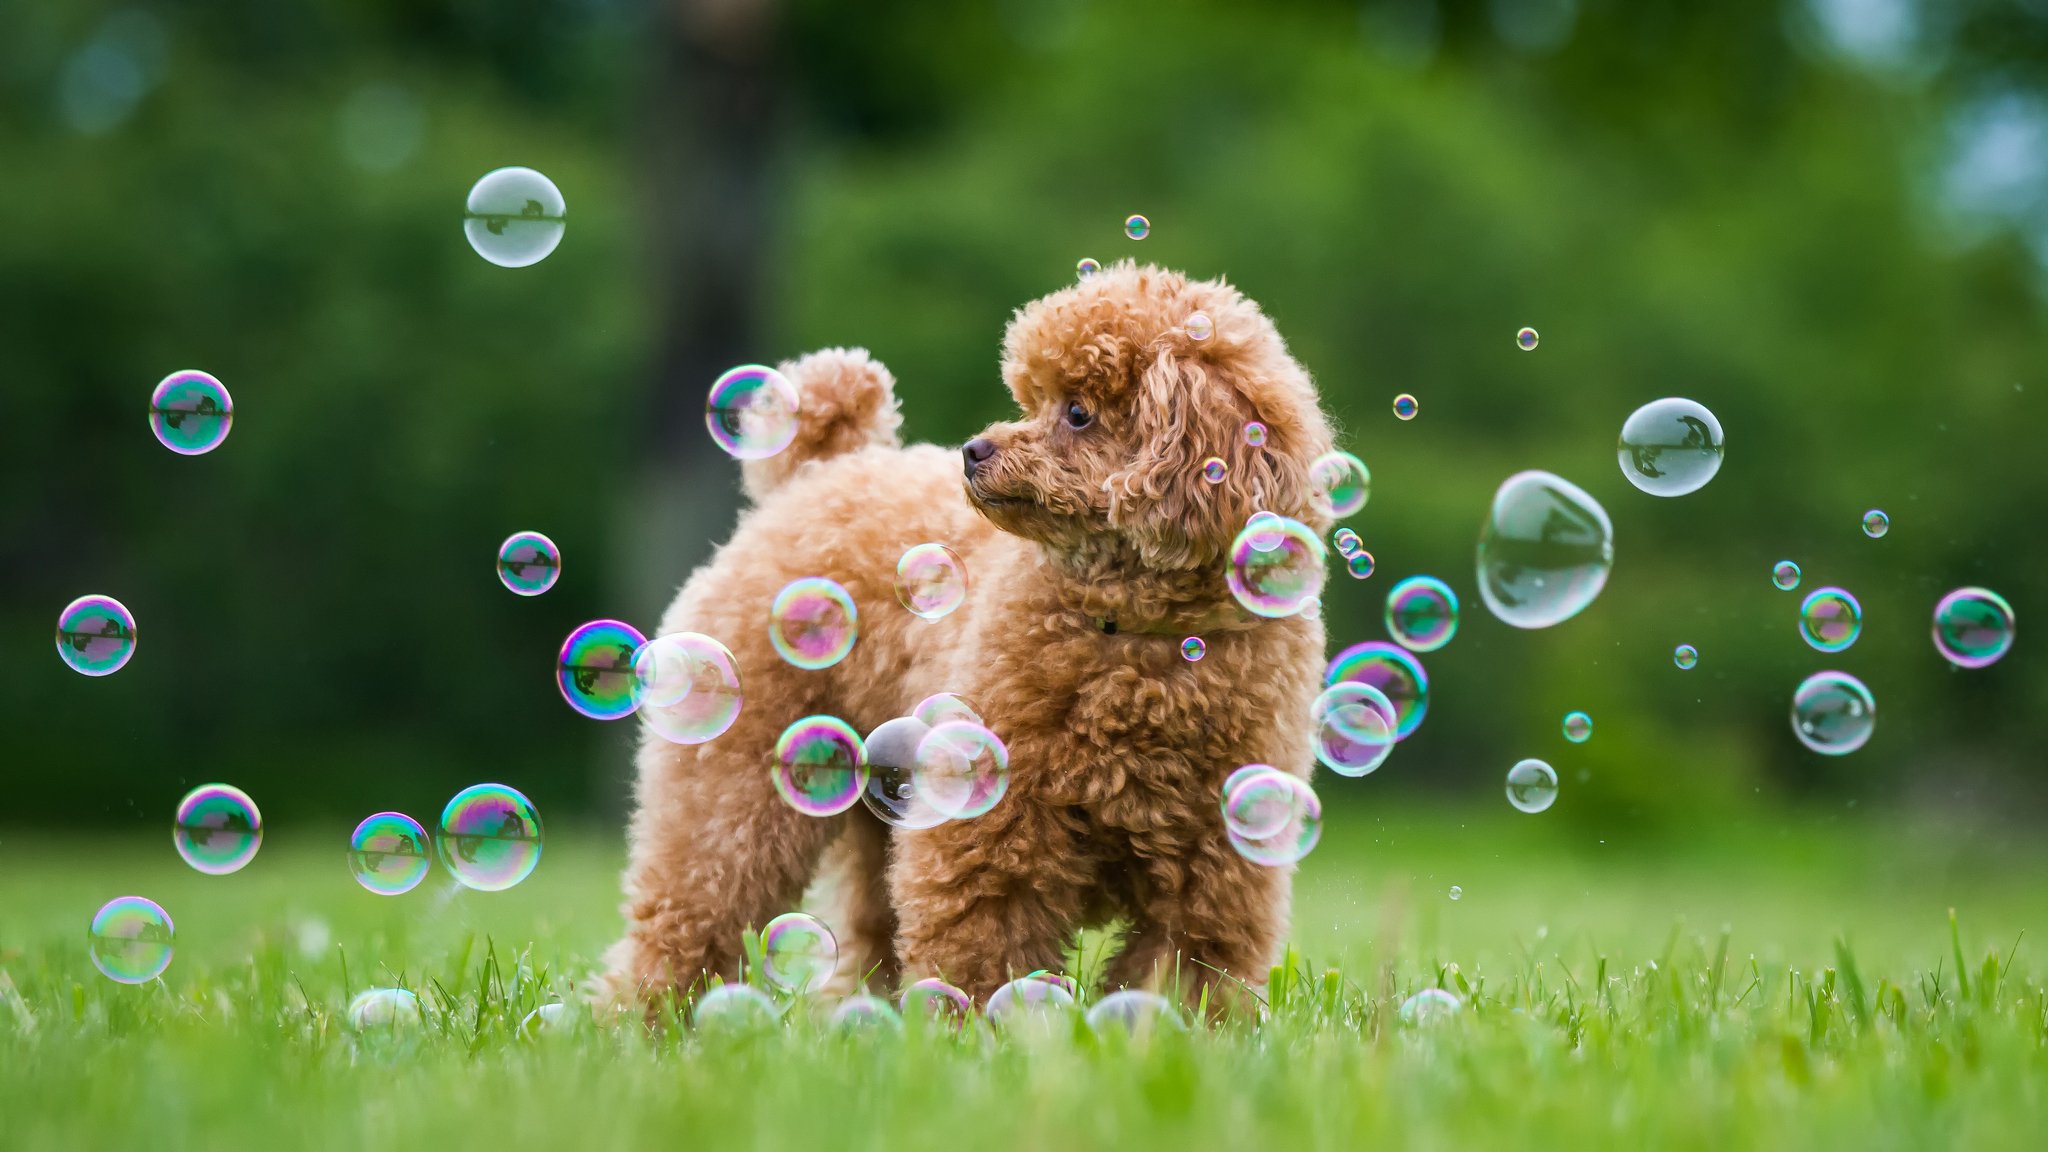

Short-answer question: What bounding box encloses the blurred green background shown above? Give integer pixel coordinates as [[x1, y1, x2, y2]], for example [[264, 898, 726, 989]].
[[5, 0, 2044, 843]]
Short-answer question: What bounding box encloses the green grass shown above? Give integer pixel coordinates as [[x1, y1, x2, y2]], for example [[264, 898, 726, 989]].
[[3, 807, 2046, 1150]]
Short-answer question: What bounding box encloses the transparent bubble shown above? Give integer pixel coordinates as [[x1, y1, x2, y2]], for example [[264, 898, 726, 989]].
[[1932, 586, 2016, 669], [436, 783, 543, 892], [1399, 987, 1463, 1024], [1505, 759, 1558, 813], [148, 370, 233, 455], [1311, 685, 1396, 777], [912, 693, 983, 729], [828, 994, 903, 1033], [1515, 327, 1539, 351], [1347, 551, 1376, 580], [638, 632, 745, 745], [1562, 711, 1592, 744], [1385, 575, 1460, 653], [1242, 421, 1267, 447], [1332, 528, 1361, 558], [1085, 990, 1186, 1039], [1227, 515, 1326, 618], [988, 975, 1076, 1024], [1476, 470, 1613, 629], [1244, 510, 1285, 552], [895, 544, 968, 620], [1392, 393, 1419, 420], [1180, 636, 1205, 662], [55, 594, 135, 677], [1673, 643, 1698, 669], [900, 977, 972, 1027], [1201, 456, 1227, 484], [1310, 451, 1371, 518], [693, 984, 777, 1032], [348, 988, 421, 1031], [88, 896, 173, 984], [770, 577, 859, 670], [1226, 775, 1322, 866], [1218, 765, 1268, 821], [1312, 680, 1399, 730], [1325, 641, 1429, 739], [760, 912, 839, 994], [1799, 587, 1862, 653], [1617, 398, 1724, 497], [172, 784, 262, 875], [497, 531, 560, 596], [913, 721, 1009, 820], [462, 166, 565, 267], [1862, 509, 1889, 538], [1123, 214, 1150, 240], [349, 811, 431, 896], [1299, 595, 1322, 621], [1076, 257, 1101, 280], [520, 1002, 573, 1039], [1448, 886, 1463, 901], [860, 716, 947, 830], [773, 716, 869, 817], [1792, 671, 1875, 755], [557, 618, 646, 720], [631, 634, 696, 709], [1221, 766, 1297, 839], [1772, 560, 1801, 591], [1185, 312, 1213, 341], [706, 364, 801, 460]]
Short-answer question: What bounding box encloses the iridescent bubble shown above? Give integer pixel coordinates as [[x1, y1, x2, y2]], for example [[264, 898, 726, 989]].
[[861, 716, 947, 830], [1076, 257, 1101, 280], [1299, 595, 1322, 621], [1179, 636, 1207, 662], [770, 577, 859, 670], [895, 544, 968, 620], [1332, 528, 1361, 558], [557, 619, 646, 720], [912, 721, 1008, 820], [55, 594, 136, 677], [462, 166, 565, 267], [349, 812, 431, 896], [1221, 766, 1296, 839], [436, 783, 543, 892], [987, 975, 1076, 1024], [519, 1002, 574, 1039], [1772, 560, 1801, 591], [1392, 393, 1418, 421], [1799, 587, 1862, 653], [1124, 214, 1150, 240], [1449, 885, 1463, 901], [638, 632, 745, 745], [1347, 551, 1376, 580], [1085, 990, 1186, 1039], [1476, 470, 1613, 629], [1791, 670, 1875, 756], [1399, 987, 1462, 1024], [693, 984, 777, 1032], [829, 995, 903, 1033], [1385, 576, 1459, 653], [1226, 775, 1322, 867], [1617, 398, 1724, 497], [900, 977, 972, 1026], [172, 784, 262, 875], [1863, 509, 1889, 538], [1201, 456, 1227, 484], [1185, 312, 1213, 341], [148, 370, 233, 455], [1932, 587, 2016, 669], [1242, 421, 1268, 447], [706, 364, 801, 460], [912, 693, 982, 729], [497, 531, 560, 596], [1562, 711, 1592, 744], [1312, 688, 1395, 777], [1227, 515, 1326, 618], [1325, 641, 1429, 739], [1515, 327, 1539, 351], [1673, 643, 1698, 669], [1311, 680, 1398, 730], [88, 896, 174, 984], [1244, 510, 1285, 552], [760, 912, 839, 994], [631, 634, 696, 709], [773, 716, 869, 817], [1310, 451, 1370, 518], [347, 989, 422, 1039], [1505, 759, 1558, 813]]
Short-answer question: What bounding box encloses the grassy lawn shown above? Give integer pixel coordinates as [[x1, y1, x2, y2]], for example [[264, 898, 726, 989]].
[[3, 805, 2045, 1150]]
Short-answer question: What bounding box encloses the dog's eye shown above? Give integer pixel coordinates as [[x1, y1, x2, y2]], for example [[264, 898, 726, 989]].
[[1064, 400, 1093, 429]]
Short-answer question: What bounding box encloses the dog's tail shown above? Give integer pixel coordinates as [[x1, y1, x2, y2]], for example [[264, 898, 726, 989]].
[[740, 347, 904, 502]]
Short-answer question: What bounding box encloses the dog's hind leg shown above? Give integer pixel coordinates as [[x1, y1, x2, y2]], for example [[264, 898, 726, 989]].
[[1101, 834, 1290, 1018], [808, 814, 900, 996]]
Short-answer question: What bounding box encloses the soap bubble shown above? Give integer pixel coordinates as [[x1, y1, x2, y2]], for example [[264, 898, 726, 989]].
[[172, 784, 262, 875], [1242, 421, 1267, 447], [88, 896, 174, 984], [913, 721, 1009, 819], [1309, 451, 1370, 518], [1226, 775, 1322, 866], [1392, 393, 1418, 420], [1399, 987, 1463, 1024], [1515, 327, 1539, 351], [693, 984, 778, 1032], [1325, 641, 1429, 739], [1221, 766, 1296, 839], [1799, 587, 1863, 653], [1347, 551, 1376, 579], [1772, 560, 1801, 591], [347, 988, 422, 1031], [912, 693, 982, 728], [497, 531, 561, 596], [638, 632, 745, 745], [988, 975, 1076, 1024], [1449, 886, 1463, 901], [558, 619, 646, 720], [1617, 398, 1724, 497], [1299, 595, 1322, 621], [1311, 684, 1397, 777], [828, 995, 903, 1033], [462, 166, 565, 267], [148, 370, 233, 455], [1180, 636, 1206, 662], [894, 544, 968, 620], [349, 812, 431, 896], [1385, 576, 1459, 653], [1086, 990, 1186, 1039], [437, 783, 543, 892], [760, 912, 838, 994], [900, 977, 972, 1027], [1673, 643, 1698, 669], [1862, 509, 1889, 538], [1791, 670, 1875, 756], [1123, 214, 1150, 240], [1932, 587, 2015, 669], [1476, 470, 1613, 629], [1244, 510, 1285, 552], [1332, 528, 1361, 558], [1076, 257, 1101, 280], [772, 716, 869, 817], [520, 1002, 574, 1039], [1201, 456, 1227, 484], [631, 634, 697, 709], [1505, 759, 1559, 813], [770, 577, 859, 670], [1227, 515, 1326, 618], [55, 594, 136, 677], [861, 716, 947, 830], [1562, 711, 1592, 743], [706, 364, 801, 460], [1185, 312, 1213, 341]]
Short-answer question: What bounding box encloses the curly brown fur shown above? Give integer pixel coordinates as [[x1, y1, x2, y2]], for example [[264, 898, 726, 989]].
[[602, 262, 1334, 1015]]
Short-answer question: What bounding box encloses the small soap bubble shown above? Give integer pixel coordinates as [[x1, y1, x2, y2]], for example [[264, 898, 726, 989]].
[[706, 364, 801, 460], [148, 370, 233, 455], [631, 634, 697, 709], [1299, 595, 1322, 621], [436, 783, 543, 892], [1862, 509, 1890, 538], [88, 896, 174, 984], [912, 721, 1008, 819], [1312, 684, 1396, 777], [1123, 214, 1150, 240], [1562, 711, 1592, 744], [1076, 257, 1101, 280], [1505, 758, 1559, 813], [1086, 990, 1186, 1039], [55, 594, 136, 677], [1392, 393, 1419, 420], [692, 984, 777, 1032], [1309, 451, 1371, 518], [1348, 551, 1376, 579], [347, 988, 422, 1031], [638, 632, 745, 745], [1673, 644, 1698, 669], [1228, 515, 1326, 618], [497, 531, 561, 596], [1221, 766, 1297, 839], [1399, 987, 1463, 1024], [829, 995, 903, 1033], [520, 1002, 574, 1039], [1180, 636, 1206, 662], [1449, 885, 1463, 901], [1242, 421, 1267, 447], [172, 784, 262, 875], [558, 619, 647, 720], [1772, 560, 1801, 591], [770, 577, 859, 670], [463, 166, 565, 267], [1226, 775, 1322, 867], [349, 812, 431, 896], [1799, 587, 1862, 653], [1791, 670, 1875, 756], [1244, 510, 1286, 553], [900, 977, 972, 1027], [1201, 456, 1227, 484], [1325, 641, 1429, 739], [1618, 398, 1724, 497], [988, 975, 1077, 1025], [895, 543, 968, 620], [1385, 576, 1459, 653], [1332, 528, 1361, 558], [912, 693, 982, 729], [1932, 587, 2015, 669], [773, 716, 869, 817], [1185, 311, 1213, 341], [1477, 471, 1612, 628], [861, 716, 947, 830], [760, 912, 838, 994], [1516, 327, 1539, 351]]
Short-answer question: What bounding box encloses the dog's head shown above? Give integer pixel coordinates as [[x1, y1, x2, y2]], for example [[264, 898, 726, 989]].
[[963, 263, 1335, 574]]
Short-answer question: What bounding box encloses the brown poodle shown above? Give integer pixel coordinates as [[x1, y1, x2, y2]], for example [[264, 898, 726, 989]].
[[602, 261, 1335, 1012]]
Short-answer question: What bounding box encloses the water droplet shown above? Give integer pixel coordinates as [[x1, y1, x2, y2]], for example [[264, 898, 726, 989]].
[[1932, 586, 2016, 669], [463, 167, 565, 267], [1799, 587, 1863, 653], [1618, 398, 1724, 497], [1476, 471, 1613, 629], [1384, 576, 1459, 653], [1791, 671, 1875, 756], [1505, 758, 1559, 813]]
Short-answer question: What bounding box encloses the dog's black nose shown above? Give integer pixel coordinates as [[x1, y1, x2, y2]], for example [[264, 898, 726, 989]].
[[962, 437, 996, 478]]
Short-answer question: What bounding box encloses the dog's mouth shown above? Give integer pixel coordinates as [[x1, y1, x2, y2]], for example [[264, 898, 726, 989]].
[[964, 480, 1027, 509]]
